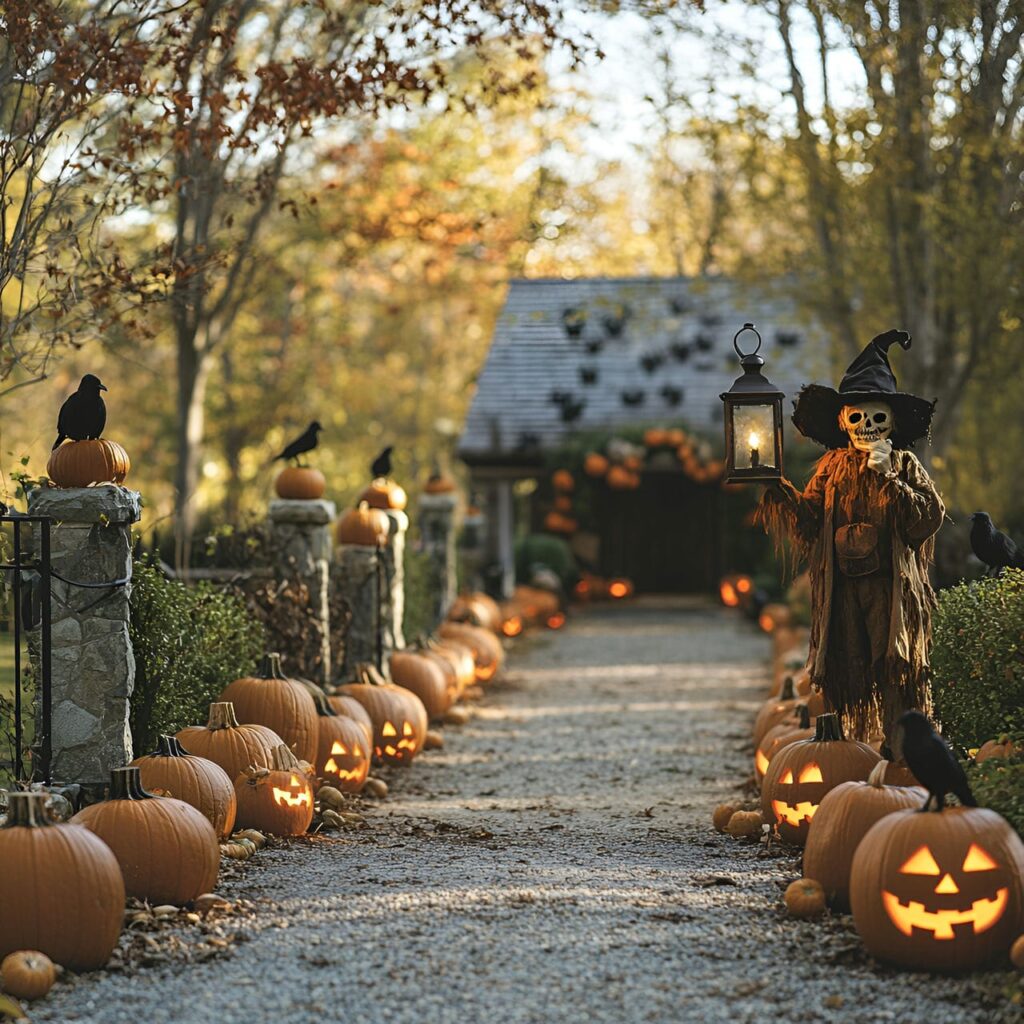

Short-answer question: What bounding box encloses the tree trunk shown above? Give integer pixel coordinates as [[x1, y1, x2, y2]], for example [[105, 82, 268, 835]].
[[174, 331, 212, 573]]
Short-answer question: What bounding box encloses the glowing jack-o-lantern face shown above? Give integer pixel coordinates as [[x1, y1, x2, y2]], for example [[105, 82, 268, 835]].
[[761, 714, 881, 847], [317, 715, 372, 793], [850, 806, 1024, 972], [377, 720, 419, 762], [273, 774, 312, 809]]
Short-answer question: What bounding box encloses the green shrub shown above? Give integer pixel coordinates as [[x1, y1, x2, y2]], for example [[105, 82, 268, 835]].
[[403, 543, 435, 641], [129, 560, 264, 753], [967, 757, 1024, 838], [515, 533, 577, 591], [931, 570, 1024, 750]]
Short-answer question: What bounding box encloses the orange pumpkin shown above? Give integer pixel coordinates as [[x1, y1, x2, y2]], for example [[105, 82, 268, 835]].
[[439, 621, 504, 681], [0, 792, 125, 971], [293, 679, 372, 794], [132, 734, 237, 839], [335, 665, 429, 765], [850, 806, 1024, 971], [423, 471, 457, 494], [803, 760, 927, 910], [551, 469, 574, 492], [760, 714, 881, 846], [176, 702, 283, 782], [754, 704, 814, 783], [360, 477, 407, 510], [976, 735, 1024, 763], [327, 693, 375, 737], [390, 649, 453, 720], [274, 466, 326, 500], [46, 438, 130, 488], [0, 950, 56, 1001], [606, 465, 633, 490], [643, 428, 668, 448], [623, 454, 642, 472], [583, 452, 609, 477], [234, 745, 315, 836], [218, 653, 318, 764], [448, 593, 503, 633], [336, 501, 391, 546], [71, 767, 219, 905]]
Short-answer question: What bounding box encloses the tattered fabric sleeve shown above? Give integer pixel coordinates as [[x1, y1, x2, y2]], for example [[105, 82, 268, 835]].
[[886, 452, 945, 551], [754, 452, 834, 562]]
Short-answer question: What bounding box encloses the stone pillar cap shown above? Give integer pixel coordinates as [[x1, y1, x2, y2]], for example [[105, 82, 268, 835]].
[[269, 498, 337, 525], [28, 485, 142, 524]]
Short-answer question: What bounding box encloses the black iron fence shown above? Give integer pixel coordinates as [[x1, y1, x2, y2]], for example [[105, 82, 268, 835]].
[[1, 514, 52, 784]]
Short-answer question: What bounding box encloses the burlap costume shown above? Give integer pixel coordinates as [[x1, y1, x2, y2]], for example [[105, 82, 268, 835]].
[[757, 331, 945, 743]]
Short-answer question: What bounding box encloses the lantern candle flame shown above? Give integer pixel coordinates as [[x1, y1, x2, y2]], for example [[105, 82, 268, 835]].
[[748, 430, 760, 469]]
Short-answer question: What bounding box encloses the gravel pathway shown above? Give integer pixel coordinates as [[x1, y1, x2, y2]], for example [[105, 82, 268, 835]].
[[36, 598, 1014, 1023]]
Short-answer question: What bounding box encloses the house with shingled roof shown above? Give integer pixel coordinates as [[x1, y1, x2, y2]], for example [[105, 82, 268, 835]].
[[458, 275, 823, 595]]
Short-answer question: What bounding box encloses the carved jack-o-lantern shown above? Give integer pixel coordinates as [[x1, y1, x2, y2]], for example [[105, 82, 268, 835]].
[[850, 806, 1024, 971], [378, 719, 420, 762], [761, 714, 880, 846], [335, 665, 429, 766], [233, 745, 314, 836], [754, 704, 813, 784]]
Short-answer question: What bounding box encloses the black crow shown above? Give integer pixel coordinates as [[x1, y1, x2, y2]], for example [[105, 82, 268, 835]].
[[897, 710, 977, 811], [272, 421, 322, 464], [371, 446, 393, 479], [52, 374, 107, 449], [970, 512, 1024, 574]]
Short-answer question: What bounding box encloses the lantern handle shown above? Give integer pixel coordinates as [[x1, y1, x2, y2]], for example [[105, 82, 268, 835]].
[[733, 322, 762, 359]]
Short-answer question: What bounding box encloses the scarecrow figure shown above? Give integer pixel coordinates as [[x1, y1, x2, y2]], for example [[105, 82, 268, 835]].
[[758, 330, 945, 744]]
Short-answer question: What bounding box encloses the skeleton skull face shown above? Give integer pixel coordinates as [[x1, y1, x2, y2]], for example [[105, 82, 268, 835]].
[[840, 401, 893, 450]]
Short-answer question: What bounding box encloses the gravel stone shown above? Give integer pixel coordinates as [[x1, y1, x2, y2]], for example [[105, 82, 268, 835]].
[[33, 598, 1016, 1023]]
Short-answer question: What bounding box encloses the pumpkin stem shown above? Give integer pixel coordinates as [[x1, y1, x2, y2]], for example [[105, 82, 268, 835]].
[[207, 702, 241, 730], [3, 791, 55, 828], [867, 761, 889, 788], [814, 713, 844, 742], [257, 652, 286, 680], [154, 735, 190, 758], [355, 662, 387, 687], [795, 704, 811, 729], [779, 675, 796, 701], [293, 676, 337, 718], [109, 766, 153, 801], [270, 744, 301, 772]]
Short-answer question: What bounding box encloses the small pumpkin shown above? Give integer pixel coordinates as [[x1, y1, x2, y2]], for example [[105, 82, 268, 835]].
[[71, 767, 219, 905], [760, 714, 881, 846], [1010, 933, 1024, 970], [336, 501, 391, 546], [1, 950, 56, 1001], [643, 428, 668, 448], [335, 664, 429, 765], [726, 810, 763, 838], [390, 648, 453, 720], [218, 653, 318, 764], [583, 452, 609, 477], [274, 466, 326, 500], [713, 802, 742, 832], [360, 477, 408, 510], [784, 878, 826, 919], [551, 469, 574, 492], [423, 470, 457, 494], [0, 792, 125, 971], [234, 745, 315, 835], [605, 465, 633, 490], [176, 702, 283, 782], [850, 806, 1024, 972], [803, 760, 927, 910], [976, 735, 1024, 763], [46, 438, 130, 488], [132, 734, 237, 839]]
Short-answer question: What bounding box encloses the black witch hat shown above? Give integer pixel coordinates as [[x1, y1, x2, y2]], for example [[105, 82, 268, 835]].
[[791, 330, 936, 449]]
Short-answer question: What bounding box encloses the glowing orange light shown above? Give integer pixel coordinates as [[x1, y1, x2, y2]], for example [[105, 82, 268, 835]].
[[546, 613, 566, 630], [503, 616, 524, 637], [609, 580, 631, 599], [720, 581, 739, 607], [736, 576, 753, 594], [574, 579, 590, 596], [476, 662, 498, 681], [272, 774, 312, 808], [758, 611, 776, 633]]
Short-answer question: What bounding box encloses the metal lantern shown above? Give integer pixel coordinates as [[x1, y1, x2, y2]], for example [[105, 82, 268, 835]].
[[720, 322, 785, 483]]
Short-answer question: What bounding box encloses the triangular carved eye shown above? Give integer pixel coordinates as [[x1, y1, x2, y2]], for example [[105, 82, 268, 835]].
[[331, 741, 347, 755], [900, 846, 941, 875], [382, 722, 397, 737], [403, 722, 414, 736], [798, 763, 823, 783], [780, 769, 794, 784], [353, 745, 364, 759], [962, 844, 998, 872]]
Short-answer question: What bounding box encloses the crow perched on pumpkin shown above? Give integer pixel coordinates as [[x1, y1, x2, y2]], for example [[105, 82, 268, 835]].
[[371, 446, 393, 479], [897, 710, 977, 811], [969, 512, 1024, 574], [52, 374, 107, 449], [272, 421, 322, 464]]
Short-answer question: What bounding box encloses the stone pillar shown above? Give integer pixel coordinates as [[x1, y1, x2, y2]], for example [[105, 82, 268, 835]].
[[333, 544, 383, 681], [379, 509, 408, 653], [419, 492, 459, 631], [268, 499, 336, 684], [28, 486, 141, 794]]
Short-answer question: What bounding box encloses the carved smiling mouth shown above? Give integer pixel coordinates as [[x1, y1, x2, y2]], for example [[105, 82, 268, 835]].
[[882, 888, 1009, 939], [771, 799, 818, 827]]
